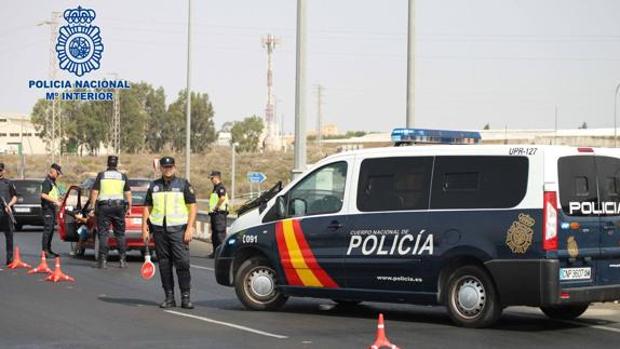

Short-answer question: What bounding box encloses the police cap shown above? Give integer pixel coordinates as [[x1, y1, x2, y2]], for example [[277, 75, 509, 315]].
[[107, 155, 119, 168], [159, 156, 175, 167], [51, 163, 63, 175]]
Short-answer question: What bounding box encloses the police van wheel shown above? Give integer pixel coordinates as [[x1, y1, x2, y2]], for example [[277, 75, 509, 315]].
[[540, 303, 589, 320], [234, 257, 288, 311], [445, 265, 502, 328]]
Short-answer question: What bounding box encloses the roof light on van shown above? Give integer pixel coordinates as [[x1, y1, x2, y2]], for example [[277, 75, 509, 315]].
[[577, 147, 594, 153]]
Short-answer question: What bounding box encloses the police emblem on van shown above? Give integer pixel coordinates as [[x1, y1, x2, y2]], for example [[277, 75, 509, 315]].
[[506, 213, 535, 254], [567, 236, 579, 258]]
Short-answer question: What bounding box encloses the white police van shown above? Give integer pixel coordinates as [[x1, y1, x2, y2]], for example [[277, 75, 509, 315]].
[[215, 144, 620, 327]]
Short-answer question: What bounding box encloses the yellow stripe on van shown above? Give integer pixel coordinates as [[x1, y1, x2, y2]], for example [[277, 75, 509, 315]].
[[281, 219, 323, 287]]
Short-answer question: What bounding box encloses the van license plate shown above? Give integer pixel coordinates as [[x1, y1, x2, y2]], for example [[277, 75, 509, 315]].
[[560, 267, 592, 281], [14, 207, 30, 213]]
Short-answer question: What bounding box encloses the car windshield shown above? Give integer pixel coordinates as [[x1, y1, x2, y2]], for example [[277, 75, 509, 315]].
[[13, 180, 41, 203], [131, 189, 147, 205]]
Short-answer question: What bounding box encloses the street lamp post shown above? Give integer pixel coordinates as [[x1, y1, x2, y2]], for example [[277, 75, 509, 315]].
[[614, 83, 620, 148], [231, 143, 237, 202], [185, 0, 192, 180]]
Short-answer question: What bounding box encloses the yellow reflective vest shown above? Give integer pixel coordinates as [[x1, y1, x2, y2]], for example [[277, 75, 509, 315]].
[[209, 185, 229, 213], [149, 177, 189, 227], [97, 170, 126, 201]]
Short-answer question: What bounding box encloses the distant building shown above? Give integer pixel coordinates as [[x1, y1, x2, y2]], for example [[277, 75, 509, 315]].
[[0, 113, 47, 155]]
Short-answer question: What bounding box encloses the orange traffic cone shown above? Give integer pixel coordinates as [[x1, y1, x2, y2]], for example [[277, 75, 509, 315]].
[[368, 313, 400, 349], [28, 251, 53, 274], [45, 257, 75, 283], [6, 246, 32, 270]]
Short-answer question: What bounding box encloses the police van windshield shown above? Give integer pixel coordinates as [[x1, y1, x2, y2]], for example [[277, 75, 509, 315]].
[[559, 155, 620, 216]]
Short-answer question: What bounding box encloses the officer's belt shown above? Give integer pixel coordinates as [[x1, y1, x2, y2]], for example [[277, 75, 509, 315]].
[[97, 199, 126, 206]]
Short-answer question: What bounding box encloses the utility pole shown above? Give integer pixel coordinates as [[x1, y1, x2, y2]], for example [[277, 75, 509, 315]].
[[554, 105, 558, 145], [406, 0, 416, 128], [231, 143, 236, 202], [263, 34, 280, 151], [185, 0, 193, 180], [293, 0, 307, 178], [316, 84, 324, 148], [39, 12, 60, 163], [109, 73, 121, 155]]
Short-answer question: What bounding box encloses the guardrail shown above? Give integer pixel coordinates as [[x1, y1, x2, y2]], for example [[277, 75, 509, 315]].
[[193, 211, 237, 243]]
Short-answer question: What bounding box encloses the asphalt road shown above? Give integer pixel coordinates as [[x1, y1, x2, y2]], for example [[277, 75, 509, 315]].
[[1, 227, 620, 349]]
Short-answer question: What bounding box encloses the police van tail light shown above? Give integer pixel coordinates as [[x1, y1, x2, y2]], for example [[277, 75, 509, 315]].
[[543, 191, 558, 251]]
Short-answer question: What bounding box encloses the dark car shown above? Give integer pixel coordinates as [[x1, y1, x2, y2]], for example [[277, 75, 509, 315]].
[[12, 179, 44, 231]]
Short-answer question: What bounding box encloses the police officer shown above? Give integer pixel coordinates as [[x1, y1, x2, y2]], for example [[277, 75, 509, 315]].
[[0, 163, 17, 265], [40, 163, 63, 257], [207, 170, 229, 259], [89, 155, 132, 269], [142, 156, 197, 309]]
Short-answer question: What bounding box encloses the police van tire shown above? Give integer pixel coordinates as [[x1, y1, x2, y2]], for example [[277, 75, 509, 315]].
[[540, 303, 589, 320], [234, 257, 288, 311], [445, 265, 502, 328]]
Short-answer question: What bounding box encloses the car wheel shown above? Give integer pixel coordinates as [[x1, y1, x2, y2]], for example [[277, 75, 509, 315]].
[[540, 303, 589, 320], [234, 256, 288, 311], [445, 265, 502, 328]]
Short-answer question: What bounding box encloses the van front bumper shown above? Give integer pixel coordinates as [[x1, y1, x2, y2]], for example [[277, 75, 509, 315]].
[[485, 259, 620, 306], [214, 246, 234, 286]]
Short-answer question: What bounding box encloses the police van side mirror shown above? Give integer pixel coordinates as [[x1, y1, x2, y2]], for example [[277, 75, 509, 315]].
[[276, 196, 286, 218]]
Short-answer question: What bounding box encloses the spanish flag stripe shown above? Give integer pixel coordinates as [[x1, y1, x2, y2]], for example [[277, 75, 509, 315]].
[[291, 219, 339, 288], [281, 219, 323, 287], [275, 221, 303, 286]]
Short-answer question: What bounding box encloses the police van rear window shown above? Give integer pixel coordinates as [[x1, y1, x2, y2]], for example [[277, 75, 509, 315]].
[[430, 156, 528, 209], [559, 156, 620, 216]]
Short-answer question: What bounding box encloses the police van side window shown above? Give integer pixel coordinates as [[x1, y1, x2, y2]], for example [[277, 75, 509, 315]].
[[430, 156, 528, 209], [356, 157, 433, 212], [558, 156, 598, 216], [286, 161, 348, 217]]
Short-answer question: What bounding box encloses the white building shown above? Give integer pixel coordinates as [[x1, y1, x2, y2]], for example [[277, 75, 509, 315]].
[[0, 113, 47, 155]]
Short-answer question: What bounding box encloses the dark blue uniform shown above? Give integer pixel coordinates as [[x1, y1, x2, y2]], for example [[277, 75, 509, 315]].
[[0, 177, 17, 265]]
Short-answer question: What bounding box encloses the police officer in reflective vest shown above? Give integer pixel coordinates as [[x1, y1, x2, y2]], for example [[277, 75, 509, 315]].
[[40, 163, 63, 258], [142, 156, 197, 309], [89, 155, 132, 269], [0, 163, 17, 265], [208, 170, 229, 258]]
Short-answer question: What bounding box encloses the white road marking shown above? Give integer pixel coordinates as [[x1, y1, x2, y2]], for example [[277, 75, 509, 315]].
[[559, 319, 620, 334], [164, 310, 288, 339], [190, 264, 214, 271]]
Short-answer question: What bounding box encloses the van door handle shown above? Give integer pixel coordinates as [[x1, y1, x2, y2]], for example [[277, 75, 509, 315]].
[[327, 221, 343, 231]]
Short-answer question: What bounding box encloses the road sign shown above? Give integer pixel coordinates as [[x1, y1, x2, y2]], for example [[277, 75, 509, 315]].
[[247, 171, 267, 184]]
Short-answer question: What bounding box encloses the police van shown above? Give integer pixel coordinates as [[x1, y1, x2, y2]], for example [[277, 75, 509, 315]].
[[214, 144, 620, 327]]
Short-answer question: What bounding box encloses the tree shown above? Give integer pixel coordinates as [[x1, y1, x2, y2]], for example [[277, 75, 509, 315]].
[[167, 90, 216, 153], [231, 115, 264, 153], [145, 87, 168, 152]]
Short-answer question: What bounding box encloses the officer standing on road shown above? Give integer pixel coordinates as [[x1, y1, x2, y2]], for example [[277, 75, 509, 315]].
[[0, 163, 17, 265], [142, 156, 197, 309], [40, 163, 63, 258], [89, 155, 132, 269], [207, 170, 229, 259]]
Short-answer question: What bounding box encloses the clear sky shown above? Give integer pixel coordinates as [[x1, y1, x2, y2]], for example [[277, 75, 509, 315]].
[[2, 0, 620, 133]]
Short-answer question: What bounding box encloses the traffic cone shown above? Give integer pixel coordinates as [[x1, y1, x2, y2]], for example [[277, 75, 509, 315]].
[[6, 246, 32, 270], [28, 251, 53, 274], [368, 313, 400, 349], [45, 257, 75, 283]]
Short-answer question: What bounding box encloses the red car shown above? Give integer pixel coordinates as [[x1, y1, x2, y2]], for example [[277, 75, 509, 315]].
[[57, 185, 155, 260]]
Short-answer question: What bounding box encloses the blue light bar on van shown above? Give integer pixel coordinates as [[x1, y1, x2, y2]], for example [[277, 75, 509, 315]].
[[391, 128, 481, 145]]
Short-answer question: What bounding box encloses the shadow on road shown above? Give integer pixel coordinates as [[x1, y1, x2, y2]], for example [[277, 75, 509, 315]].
[[98, 296, 159, 307]]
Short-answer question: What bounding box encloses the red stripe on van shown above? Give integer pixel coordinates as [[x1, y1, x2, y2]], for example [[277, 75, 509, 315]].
[[275, 221, 303, 286]]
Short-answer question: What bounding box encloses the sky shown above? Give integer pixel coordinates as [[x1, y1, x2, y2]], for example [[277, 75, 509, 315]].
[[1, 0, 620, 133]]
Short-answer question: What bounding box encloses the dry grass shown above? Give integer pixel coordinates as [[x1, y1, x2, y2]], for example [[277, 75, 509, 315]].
[[0, 143, 343, 205]]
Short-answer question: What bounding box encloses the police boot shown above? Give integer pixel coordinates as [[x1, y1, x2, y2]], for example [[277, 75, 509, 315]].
[[181, 292, 194, 309], [97, 255, 108, 269], [160, 292, 176, 308], [119, 254, 127, 269]]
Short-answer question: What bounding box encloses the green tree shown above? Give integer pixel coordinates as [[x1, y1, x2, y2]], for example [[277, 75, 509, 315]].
[[167, 90, 216, 152], [231, 115, 264, 153]]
